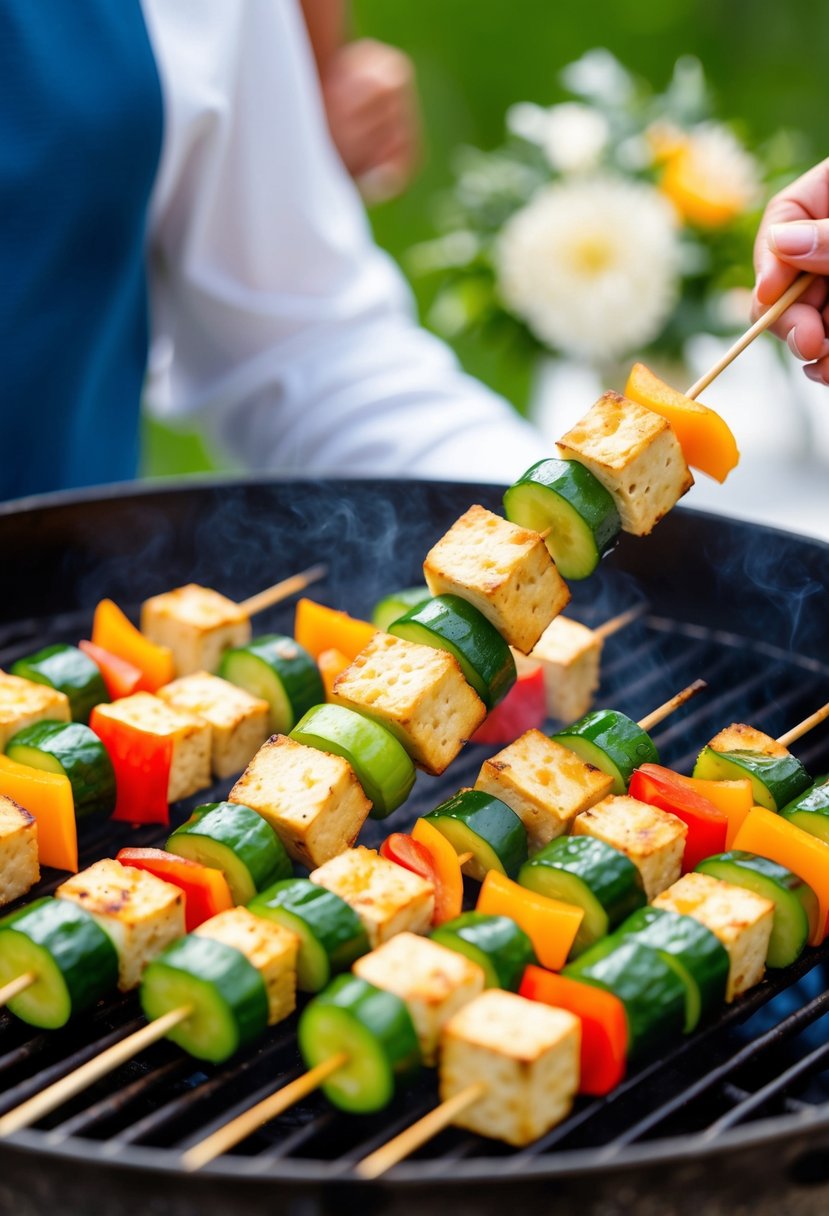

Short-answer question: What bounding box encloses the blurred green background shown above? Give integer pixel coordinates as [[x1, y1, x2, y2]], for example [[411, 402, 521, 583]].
[[142, 0, 826, 478]]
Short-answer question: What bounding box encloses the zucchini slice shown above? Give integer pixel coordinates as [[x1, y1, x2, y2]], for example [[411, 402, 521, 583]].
[[0, 897, 119, 1028], [553, 709, 658, 794], [11, 643, 109, 724], [781, 779, 829, 843], [298, 974, 421, 1113], [219, 635, 323, 733], [424, 789, 528, 880], [372, 587, 431, 632], [519, 836, 646, 955], [140, 935, 269, 1063], [289, 703, 415, 819], [504, 457, 621, 580], [389, 595, 516, 709], [696, 851, 819, 967], [249, 878, 368, 992], [6, 720, 116, 820], [693, 747, 810, 812], [167, 801, 291, 904], [431, 912, 536, 990], [615, 905, 729, 1031]]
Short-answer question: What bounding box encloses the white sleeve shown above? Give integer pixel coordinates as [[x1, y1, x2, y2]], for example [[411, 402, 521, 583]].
[[140, 0, 544, 484]]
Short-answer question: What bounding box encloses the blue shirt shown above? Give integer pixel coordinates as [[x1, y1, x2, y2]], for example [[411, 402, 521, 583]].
[[0, 0, 163, 500]]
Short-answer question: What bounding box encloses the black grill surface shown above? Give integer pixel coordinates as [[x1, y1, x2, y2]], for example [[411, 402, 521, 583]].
[[0, 477, 828, 1216]]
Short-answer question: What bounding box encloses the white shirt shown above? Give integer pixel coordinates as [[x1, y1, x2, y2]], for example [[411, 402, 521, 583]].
[[141, 0, 544, 484]]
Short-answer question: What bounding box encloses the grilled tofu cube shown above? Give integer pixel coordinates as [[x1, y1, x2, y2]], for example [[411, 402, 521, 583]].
[[558, 392, 693, 536], [57, 858, 185, 991], [354, 932, 485, 1064], [707, 723, 789, 758], [476, 729, 613, 852], [91, 693, 211, 803], [530, 616, 602, 723], [653, 871, 774, 999], [440, 990, 580, 1146], [0, 795, 39, 907], [310, 846, 434, 948], [0, 671, 71, 751], [141, 584, 251, 677], [573, 794, 687, 900], [332, 632, 485, 775], [195, 906, 298, 1025], [229, 734, 371, 868], [157, 671, 270, 779], [422, 504, 570, 654]]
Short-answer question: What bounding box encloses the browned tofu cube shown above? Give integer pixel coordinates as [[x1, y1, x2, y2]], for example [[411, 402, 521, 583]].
[[530, 616, 602, 722], [0, 795, 39, 907], [573, 794, 687, 900], [141, 584, 251, 677], [310, 846, 434, 947], [0, 672, 70, 751], [195, 907, 298, 1025], [158, 671, 270, 779]]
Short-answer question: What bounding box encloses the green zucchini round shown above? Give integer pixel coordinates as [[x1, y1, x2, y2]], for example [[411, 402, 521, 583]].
[[372, 587, 431, 632], [693, 747, 810, 812], [167, 801, 291, 904], [553, 709, 658, 794], [430, 912, 535, 990], [779, 779, 829, 842], [6, 720, 116, 820], [219, 635, 323, 733], [424, 789, 528, 880], [11, 643, 108, 724], [249, 878, 368, 992]]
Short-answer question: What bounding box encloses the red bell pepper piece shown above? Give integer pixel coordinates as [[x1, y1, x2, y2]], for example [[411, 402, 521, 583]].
[[629, 763, 728, 872], [116, 847, 233, 930], [380, 827, 463, 925], [90, 707, 172, 825], [471, 656, 545, 745], [79, 639, 143, 700], [519, 964, 627, 1095]]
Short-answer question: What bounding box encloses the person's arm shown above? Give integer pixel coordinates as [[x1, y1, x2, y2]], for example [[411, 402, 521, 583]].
[[140, 0, 542, 483], [753, 158, 829, 384]]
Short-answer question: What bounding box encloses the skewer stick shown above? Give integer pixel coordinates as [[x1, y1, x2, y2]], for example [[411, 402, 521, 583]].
[[592, 602, 648, 643], [181, 1050, 349, 1171], [777, 700, 829, 749], [637, 679, 707, 734], [457, 851, 474, 867], [238, 563, 328, 617], [538, 526, 553, 541], [356, 1082, 487, 1180], [685, 273, 815, 400], [0, 1005, 191, 1136], [0, 971, 35, 1009]]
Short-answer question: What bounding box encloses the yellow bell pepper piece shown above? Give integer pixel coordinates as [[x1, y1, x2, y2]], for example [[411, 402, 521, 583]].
[[0, 754, 77, 872], [734, 806, 829, 945], [294, 598, 377, 661]]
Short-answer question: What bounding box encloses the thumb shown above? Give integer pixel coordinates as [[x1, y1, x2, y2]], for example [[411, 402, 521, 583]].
[[768, 219, 829, 273]]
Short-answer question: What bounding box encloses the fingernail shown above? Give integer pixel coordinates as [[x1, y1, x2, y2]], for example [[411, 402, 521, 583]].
[[804, 363, 826, 384], [787, 328, 806, 360], [769, 221, 818, 257]]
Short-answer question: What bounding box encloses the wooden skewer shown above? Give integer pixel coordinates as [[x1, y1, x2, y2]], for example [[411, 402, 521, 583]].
[[538, 526, 553, 541], [238, 563, 328, 617], [356, 1082, 487, 1180], [0, 1004, 191, 1136], [0, 971, 35, 1009], [592, 602, 648, 643], [457, 851, 474, 867], [777, 700, 829, 749], [685, 273, 815, 400], [181, 1050, 349, 1171], [637, 679, 707, 734]]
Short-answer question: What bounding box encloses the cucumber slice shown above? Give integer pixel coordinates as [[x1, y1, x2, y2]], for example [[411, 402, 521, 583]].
[[431, 912, 536, 990], [781, 780, 829, 843], [219, 635, 323, 733], [289, 703, 415, 819], [298, 974, 421, 1113], [519, 836, 646, 955], [504, 458, 620, 580], [615, 906, 729, 1030], [693, 746, 810, 812], [372, 587, 431, 632], [140, 935, 269, 1063], [0, 897, 118, 1028], [424, 789, 528, 880], [167, 801, 291, 904], [6, 720, 116, 820], [553, 709, 658, 794], [696, 851, 818, 967], [564, 938, 686, 1061], [249, 878, 368, 992], [389, 596, 516, 709], [11, 643, 108, 724]]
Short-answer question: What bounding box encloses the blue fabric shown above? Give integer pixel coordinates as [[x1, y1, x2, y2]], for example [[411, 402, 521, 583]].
[[0, 1, 163, 500]]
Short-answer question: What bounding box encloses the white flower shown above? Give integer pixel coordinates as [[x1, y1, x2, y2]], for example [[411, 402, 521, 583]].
[[543, 104, 609, 173], [495, 176, 680, 363], [506, 102, 551, 146]]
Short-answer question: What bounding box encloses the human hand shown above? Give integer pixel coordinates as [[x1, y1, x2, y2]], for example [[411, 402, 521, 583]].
[[320, 38, 421, 202], [753, 158, 829, 384]]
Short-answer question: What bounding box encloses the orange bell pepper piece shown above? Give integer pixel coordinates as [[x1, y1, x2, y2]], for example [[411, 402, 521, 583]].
[[92, 599, 175, 693], [294, 598, 377, 662], [318, 648, 353, 700], [624, 362, 739, 483], [477, 870, 583, 971], [90, 707, 173, 826], [683, 775, 754, 847], [411, 817, 464, 924], [733, 806, 829, 945], [0, 754, 77, 872]]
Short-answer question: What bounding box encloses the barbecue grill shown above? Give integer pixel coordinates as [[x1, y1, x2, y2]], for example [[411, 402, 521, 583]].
[[1, 475, 828, 1216]]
